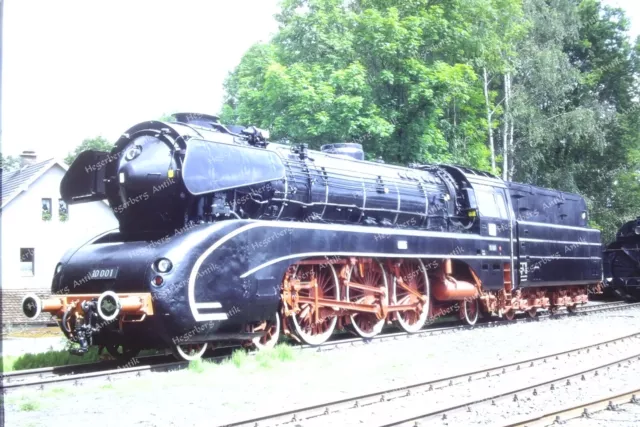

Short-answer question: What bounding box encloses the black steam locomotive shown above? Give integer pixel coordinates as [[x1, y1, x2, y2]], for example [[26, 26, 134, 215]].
[[21, 113, 603, 361], [604, 217, 640, 301]]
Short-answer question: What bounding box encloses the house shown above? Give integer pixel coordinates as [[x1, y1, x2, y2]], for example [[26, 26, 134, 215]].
[[1, 151, 119, 326]]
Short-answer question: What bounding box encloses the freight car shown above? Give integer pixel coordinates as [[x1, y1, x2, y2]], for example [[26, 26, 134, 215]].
[[603, 217, 640, 301], [21, 113, 603, 361]]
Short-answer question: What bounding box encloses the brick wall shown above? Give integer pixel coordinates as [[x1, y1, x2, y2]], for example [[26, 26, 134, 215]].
[[1, 289, 55, 326]]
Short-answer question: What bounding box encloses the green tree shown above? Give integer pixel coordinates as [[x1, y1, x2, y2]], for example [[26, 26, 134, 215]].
[[508, 0, 640, 242], [222, 0, 524, 170], [64, 136, 114, 166], [158, 112, 175, 122], [221, 0, 640, 240], [0, 154, 21, 172]]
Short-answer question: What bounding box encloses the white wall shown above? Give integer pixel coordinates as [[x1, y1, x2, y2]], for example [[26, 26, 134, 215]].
[[0, 164, 119, 290]]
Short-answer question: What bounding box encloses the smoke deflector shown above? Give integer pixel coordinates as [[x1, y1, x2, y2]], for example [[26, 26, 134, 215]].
[[182, 138, 286, 196]]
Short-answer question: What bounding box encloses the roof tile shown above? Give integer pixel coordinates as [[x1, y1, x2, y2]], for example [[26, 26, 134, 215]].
[[1, 159, 56, 207]]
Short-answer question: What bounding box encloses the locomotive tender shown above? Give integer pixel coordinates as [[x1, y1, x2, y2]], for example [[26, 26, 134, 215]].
[[604, 217, 640, 300], [21, 113, 603, 361]]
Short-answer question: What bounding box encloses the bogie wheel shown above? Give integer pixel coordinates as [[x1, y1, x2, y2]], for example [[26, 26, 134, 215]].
[[345, 259, 389, 339], [105, 344, 141, 362], [463, 298, 479, 326], [392, 259, 430, 333], [566, 304, 577, 314], [251, 312, 281, 350], [504, 309, 516, 321], [527, 308, 538, 318], [171, 343, 208, 361], [289, 262, 340, 346]]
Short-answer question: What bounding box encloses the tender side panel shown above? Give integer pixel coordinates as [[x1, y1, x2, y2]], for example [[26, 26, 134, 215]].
[[508, 182, 602, 287]]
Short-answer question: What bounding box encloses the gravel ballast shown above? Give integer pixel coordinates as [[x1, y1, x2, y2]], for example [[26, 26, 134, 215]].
[[4, 307, 640, 427]]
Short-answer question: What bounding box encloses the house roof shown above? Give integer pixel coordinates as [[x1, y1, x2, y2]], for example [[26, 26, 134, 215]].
[[1, 158, 69, 209]]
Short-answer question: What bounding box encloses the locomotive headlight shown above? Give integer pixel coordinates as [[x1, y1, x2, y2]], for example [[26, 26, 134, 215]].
[[581, 212, 587, 220], [125, 145, 142, 161], [635, 225, 640, 235], [55, 263, 63, 274], [155, 258, 173, 273]]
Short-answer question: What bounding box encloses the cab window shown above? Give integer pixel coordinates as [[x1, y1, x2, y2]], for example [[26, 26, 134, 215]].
[[476, 189, 500, 218], [476, 186, 508, 219], [495, 193, 508, 219]]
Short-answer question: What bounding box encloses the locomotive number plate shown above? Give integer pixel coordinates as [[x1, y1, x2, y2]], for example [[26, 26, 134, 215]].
[[89, 268, 119, 280]]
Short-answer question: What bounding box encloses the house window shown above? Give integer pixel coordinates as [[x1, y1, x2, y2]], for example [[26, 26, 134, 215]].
[[42, 198, 52, 221], [20, 248, 35, 276], [59, 199, 68, 222]]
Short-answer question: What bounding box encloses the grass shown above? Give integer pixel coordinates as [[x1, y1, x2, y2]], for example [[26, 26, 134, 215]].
[[254, 343, 296, 369], [2, 355, 19, 372], [188, 359, 208, 373], [230, 349, 250, 368], [1, 339, 163, 372], [183, 343, 299, 375], [19, 401, 40, 412], [42, 387, 66, 397], [1, 347, 102, 372]]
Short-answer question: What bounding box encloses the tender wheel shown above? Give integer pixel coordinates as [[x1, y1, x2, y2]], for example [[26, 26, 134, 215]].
[[171, 343, 208, 361], [345, 259, 389, 339], [251, 312, 281, 350], [289, 262, 340, 346], [392, 259, 430, 333], [527, 307, 537, 318], [105, 344, 140, 362], [463, 298, 479, 326], [504, 309, 516, 321], [566, 304, 577, 313]]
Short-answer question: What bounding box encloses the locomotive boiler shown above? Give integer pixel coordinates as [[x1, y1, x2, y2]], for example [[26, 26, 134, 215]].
[[603, 217, 640, 301], [21, 113, 603, 361]]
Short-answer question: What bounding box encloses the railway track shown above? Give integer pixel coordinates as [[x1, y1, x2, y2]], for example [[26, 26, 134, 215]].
[[223, 331, 640, 427], [503, 388, 640, 426], [0, 353, 171, 385], [2, 300, 639, 396], [311, 300, 639, 352]]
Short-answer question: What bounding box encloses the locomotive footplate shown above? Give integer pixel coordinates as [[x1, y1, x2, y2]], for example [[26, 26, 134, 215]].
[[21, 292, 154, 354]]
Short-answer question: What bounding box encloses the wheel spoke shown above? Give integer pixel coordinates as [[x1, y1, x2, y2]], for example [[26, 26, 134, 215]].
[[393, 259, 430, 333], [347, 259, 388, 338], [463, 298, 479, 326], [171, 342, 207, 361], [252, 312, 281, 350], [289, 261, 340, 346]]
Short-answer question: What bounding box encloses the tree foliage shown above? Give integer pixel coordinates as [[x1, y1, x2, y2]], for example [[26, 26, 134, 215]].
[[0, 154, 21, 172], [64, 136, 114, 166], [222, 0, 640, 242], [221, 0, 526, 169]]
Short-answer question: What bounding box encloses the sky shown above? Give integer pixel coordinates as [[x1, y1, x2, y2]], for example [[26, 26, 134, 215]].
[[1, 0, 281, 160], [1, 0, 639, 161]]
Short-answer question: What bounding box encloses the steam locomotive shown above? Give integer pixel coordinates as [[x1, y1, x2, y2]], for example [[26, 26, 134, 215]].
[[604, 217, 640, 301], [21, 113, 603, 361]]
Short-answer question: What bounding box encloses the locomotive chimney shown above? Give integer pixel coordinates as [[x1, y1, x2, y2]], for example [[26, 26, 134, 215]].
[[19, 150, 37, 167]]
